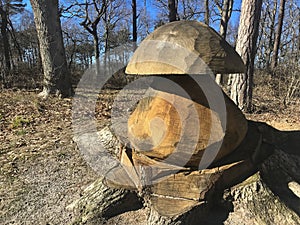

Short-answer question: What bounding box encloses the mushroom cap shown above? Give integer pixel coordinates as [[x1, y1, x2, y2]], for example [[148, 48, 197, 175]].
[[126, 21, 245, 75]]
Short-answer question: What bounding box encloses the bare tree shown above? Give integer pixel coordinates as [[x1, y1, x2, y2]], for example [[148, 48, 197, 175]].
[[271, 0, 286, 70], [0, 0, 25, 80], [30, 0, 72, 98], [79, 0, 107, 59], [181, 0, 204, 20], [230, 0, 262, 112], [256, 0, 300, 70], [217, 0, 233, 37], [64, 0, 130, 59], [264, 0, 277, 69], [155, 0, 204, 22], [138, 0, 152, 38], [16, 11, 40, 70], [62, 22, 92, 70], [215, 0, 233, 85], [102, 0, 128, 52]]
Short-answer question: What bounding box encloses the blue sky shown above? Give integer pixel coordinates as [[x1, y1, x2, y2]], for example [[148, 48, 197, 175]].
[[22, 0, 242, 37], [23, 0, 242, 23], [23, 0, 30, 10], [231, 0, 242, 24], [20, 0, 242, 46]]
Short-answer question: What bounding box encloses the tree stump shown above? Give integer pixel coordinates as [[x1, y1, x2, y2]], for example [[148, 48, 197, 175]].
[[68, 126, 300, 224]]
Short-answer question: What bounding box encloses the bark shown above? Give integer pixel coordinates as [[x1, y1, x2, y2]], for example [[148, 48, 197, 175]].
[[103, 9, 109, 53], [265, 0, 277, 69], [93, 31, 100, 58], [219, 0, 233, 39], [226, 148, 300, 225], [132, 0, 137, 43], [0, 4, 11, 77], [230, 0, 262, 112], [30, 0, 72, 98], [168, 0, 177, 22], [204, 0, 210, 25], [68, 177, 143, 225], [298, 12, 300, 57], [145, 200, 230, 225], [215, 74, 223, 86], [69, 165, 300, 225], [271, 0, 286, 70]]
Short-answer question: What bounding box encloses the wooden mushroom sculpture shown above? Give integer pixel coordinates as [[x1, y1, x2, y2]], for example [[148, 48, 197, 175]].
[[108, 21, 256, 217], [126, 21, 247, 168], [96, 21, 276, 220]]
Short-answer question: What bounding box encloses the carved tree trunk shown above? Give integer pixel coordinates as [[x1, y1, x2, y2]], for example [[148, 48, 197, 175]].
[[69, 126, 300, 225], [30, 0, 72, 98], [230, 0, 262, 112]]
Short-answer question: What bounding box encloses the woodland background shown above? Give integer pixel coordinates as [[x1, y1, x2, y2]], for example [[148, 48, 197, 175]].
[[0, 0, 299, 106]]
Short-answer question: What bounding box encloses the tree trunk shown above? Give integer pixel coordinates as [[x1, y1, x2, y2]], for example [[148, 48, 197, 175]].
[[103, 10, 110, 53], [215, 0, 233, 85], [30, 0, 72, 98], [0, 6, 11, 78], [168, 0, 177, 22], [215, 74, 223, 85], [67, 177, 143, 224], [298, 11, 300, 55], [132, 0, 137, 43], [265, 0, 277, 70], [219, 0, 233, 38], [80, 0, 106, 59], [204, 0, 210, 25], [230, 0, 262, 112], [271, 0, 286, 71]]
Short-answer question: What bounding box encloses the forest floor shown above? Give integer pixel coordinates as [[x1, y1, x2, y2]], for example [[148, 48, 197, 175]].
[[0, 88, 299, 225]]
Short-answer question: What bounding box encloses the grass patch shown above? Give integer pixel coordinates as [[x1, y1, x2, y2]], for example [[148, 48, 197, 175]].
[[16, 129, 27, 136], [11, 116, 31, 128]]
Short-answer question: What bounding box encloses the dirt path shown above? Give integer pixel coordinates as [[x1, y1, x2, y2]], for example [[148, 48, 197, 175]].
[[0, 90, 99, 224]]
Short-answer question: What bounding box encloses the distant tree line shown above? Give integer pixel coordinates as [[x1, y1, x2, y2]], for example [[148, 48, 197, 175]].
[[0, 0, 299, 109]]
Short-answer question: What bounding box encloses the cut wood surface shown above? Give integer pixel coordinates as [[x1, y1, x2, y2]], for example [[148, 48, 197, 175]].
[[102, 120, 262, 218], [125, 21, 245, 75], [128, 80, 248, 168]]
